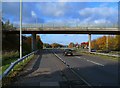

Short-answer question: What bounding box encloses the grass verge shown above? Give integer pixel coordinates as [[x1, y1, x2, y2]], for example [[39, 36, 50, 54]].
[[1, 51, 32, 75], [2, 54, 37, 86], [1, 51, 19, 74], [79, 51, 119, 61]]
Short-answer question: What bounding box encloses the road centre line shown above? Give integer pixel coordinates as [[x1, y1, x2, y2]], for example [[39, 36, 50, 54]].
[[86, 60, 104, 66], [75, 56, 104, 66]]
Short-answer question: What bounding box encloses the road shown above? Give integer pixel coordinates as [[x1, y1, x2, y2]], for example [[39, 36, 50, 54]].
[[53, 49, 119, 86], [10, 49, 119, 87]]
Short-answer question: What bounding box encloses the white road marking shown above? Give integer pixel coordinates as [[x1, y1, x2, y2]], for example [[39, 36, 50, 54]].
[[75, 56, 104, 66], [76, 56, 81, 58], [86, 60, 104, 66]]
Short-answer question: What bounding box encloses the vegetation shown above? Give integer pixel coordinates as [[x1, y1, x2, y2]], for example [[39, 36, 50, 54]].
[[2, 19, 43, 74], [80, 51, 119, 61], [2, 54, 35, 86], [51, 43, 63, 48], [91, 35, 120, 51], [68, 42, 75, 48], [43, 43, 52, 48], [2, 51, 19, 73], [2, 34, 43, 73], [76, 49, 119, 61], [23, 35, 43, 53], [2, 20, 16, 30]]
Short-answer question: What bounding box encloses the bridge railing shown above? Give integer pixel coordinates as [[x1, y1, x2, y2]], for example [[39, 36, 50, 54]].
[[0, 50, 38, 80], [13, 23, 118, 29]]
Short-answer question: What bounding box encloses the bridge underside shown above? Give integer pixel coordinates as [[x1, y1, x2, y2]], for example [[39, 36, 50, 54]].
[[3, 30, 120, 52], [2, 30, 120, 34]]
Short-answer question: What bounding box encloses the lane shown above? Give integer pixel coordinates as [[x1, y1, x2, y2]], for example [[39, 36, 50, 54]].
[[75, 56, 104, 66], [11, 49, 66, 86], [75, 55, 118, 76], [53, 49, 118, 86]]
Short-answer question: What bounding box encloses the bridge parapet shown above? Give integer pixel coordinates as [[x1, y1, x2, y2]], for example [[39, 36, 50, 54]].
[[13, 23, 118, 28], [15, 27, 119, 31], [3, 24, 120, 34]]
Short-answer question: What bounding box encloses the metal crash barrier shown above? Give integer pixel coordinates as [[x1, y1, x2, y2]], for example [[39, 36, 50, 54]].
[[0, 50, 38, 80]]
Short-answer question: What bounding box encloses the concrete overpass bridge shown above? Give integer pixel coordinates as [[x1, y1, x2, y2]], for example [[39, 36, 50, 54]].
[[3, 24, 119, 34], [3, 24, 120, 52]]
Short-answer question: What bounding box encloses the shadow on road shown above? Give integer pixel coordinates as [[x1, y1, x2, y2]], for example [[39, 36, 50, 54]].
[[5, 49, 119, 87], [16, 50, 42, 78]]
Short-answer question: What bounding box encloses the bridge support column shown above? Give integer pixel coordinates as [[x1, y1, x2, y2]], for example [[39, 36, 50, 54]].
[[88, 34, 91, 52], [32, 34, 36, 51]]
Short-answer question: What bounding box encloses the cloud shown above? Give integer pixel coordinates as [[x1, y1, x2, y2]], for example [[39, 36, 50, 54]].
[[79, 6, 117, 17], [31, 11, 37, 18], [78, 4, 118, 26], [2, 2, 45, 24], [2, 2, 117, 27], [42, 17, 115, 27], [36, 2, 66, 17], [2, 0, 120, 2], [58, 0, 70, 2], [94, 19, 111, 24]]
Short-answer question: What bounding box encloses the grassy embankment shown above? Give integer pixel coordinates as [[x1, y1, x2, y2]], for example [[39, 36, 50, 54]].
[[1, 51, 33, 75], [1, 51, 19, 75], [2, 53, 36, 86]]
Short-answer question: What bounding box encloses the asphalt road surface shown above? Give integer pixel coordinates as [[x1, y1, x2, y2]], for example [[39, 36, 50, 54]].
[[53, 49, 119, 86], [10, 49, 119, 87]]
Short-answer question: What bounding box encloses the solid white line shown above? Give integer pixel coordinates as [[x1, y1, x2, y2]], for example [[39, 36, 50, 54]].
[[53, 53, 92, 87], [53, 52, 70, 67]]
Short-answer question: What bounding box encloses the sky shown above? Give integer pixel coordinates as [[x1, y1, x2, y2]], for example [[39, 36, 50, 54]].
[[2, 1, 118, 45]]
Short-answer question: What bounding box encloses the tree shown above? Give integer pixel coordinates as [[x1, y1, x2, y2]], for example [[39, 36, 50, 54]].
[[36, 35, 43, 49], [114, 35, 120, 51], [91, 35, 120, 51], [43, 43, 52, 48], [51, 43, 63, 48], [68, 42, 74, 48], [2, 20, 16, 30], [95, 36, 106, 50], [91, 40, 99, 49]]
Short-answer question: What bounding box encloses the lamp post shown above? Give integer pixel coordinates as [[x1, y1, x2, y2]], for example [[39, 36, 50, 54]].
[[106, 22, 109, 51], [35, 16, 37, 28], [20, 0, 22, 58], [106, 35, 108, 50]]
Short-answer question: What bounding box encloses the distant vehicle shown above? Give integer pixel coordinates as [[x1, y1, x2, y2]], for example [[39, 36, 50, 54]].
[[91, 49, 96, 52], [63, 49, 73, 56]]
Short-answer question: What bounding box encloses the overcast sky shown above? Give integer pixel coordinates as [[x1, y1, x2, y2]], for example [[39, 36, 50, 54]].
[[2, 1, 118, 44]]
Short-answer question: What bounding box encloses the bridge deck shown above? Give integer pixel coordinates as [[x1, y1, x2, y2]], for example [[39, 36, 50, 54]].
[[2, 27, 120, 34]]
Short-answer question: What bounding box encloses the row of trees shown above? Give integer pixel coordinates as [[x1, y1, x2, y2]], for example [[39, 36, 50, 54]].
[[3, 34, 43, 53], [2, 19, 43, 54], [67, 35, 120, 51], [2, 20, 16, 30], [68, 42, 75, 48], [43, 43, 64, 48], [91, 35, 120, 51], [23, 35, 43, 52]]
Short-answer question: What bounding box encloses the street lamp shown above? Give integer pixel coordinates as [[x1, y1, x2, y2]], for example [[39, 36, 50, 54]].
[[35, 16, 37, 28], [20, 0, 22, 58], [106, 22, 109, 51]]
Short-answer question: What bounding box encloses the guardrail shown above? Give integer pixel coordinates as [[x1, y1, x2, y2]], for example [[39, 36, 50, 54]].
[[0, 50, 38, 80]]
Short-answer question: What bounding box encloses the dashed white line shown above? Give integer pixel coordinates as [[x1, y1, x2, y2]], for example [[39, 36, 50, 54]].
[[75, 56, 104, 66], [86, 60, 104, 66]]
